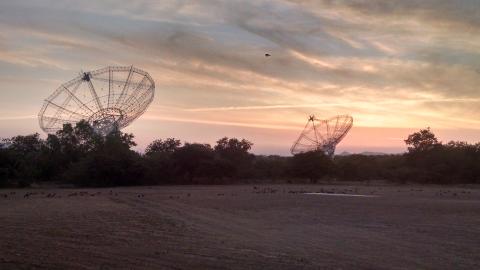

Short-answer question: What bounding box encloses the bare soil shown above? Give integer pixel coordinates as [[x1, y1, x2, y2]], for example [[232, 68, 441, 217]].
[[1, 184, 479, 269]]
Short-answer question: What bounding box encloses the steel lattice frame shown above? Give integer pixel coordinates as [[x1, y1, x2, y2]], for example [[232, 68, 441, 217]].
[[290, 114, 353, 157], [39, 66, 155, 135]]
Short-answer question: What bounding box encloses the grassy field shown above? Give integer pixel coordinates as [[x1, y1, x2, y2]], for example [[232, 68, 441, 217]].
[[1, 184, 479, 269]]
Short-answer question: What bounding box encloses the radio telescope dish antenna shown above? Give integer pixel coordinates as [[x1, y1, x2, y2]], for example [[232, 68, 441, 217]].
[[290, 114, 353, 157], [38, 66, 155, 135]]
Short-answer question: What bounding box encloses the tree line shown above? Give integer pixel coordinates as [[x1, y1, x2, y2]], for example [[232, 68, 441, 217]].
[[1, 122, 479, 187]]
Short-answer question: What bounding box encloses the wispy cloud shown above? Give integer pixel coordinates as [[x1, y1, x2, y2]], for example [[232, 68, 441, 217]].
[[0, 115, 37, 121], [1, 0, 480, 152], [142, 115, 297, 130], [184, 104, 332, 112]]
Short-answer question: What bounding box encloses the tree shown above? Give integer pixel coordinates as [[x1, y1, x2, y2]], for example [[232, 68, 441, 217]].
[[145, 138, 181, 156], [405, 128, 440, 153], [214, 137, 253, 154], [7, 133, 43, 156], [214, 137, 254, 178], [74, 120, 103, 153], [251, 155, 289, 180], [0, 147, 11, 187], [172, 143, 214, 183], [290, 151, 333, 183], [2, 133, 45, 185], [64, 127, 141, 187]]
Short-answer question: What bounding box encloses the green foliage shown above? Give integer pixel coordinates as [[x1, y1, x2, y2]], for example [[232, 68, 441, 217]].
[[334, 154, 406, 182], [63, 128, 141, 186], [1, 125, 480, 187], [251, 155, 289, 180], [171, 143, 215, 183], [214, 137, 254, 179], [145, 138, 181, 156], [0, 133, 44, 185], [290, 151, 333, 183], [404, 139, 480, 184], [143, 151, 176, 185], [66, 149, 144, 187], [214, 137, 253, 154]]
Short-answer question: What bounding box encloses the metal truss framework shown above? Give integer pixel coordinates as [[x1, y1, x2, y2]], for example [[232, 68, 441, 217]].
[[290, 114, 353, 157], [39, 66, 155, 135]]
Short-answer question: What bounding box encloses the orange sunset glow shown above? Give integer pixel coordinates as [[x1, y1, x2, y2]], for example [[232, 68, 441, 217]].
[[1, 1, 480, 155]]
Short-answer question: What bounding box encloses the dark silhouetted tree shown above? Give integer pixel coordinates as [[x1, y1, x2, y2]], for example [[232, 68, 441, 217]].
[[145, 138, 181, 156], [172, 143, 214, 183], [405, 128, 440, 153], [214, 137, 254, 178], [7, 133, 43, 156], [143, 138, 181, 185], [2, 133, 44, 185], [290, 151, 333, 183], [251, 155, 289, 180], [63, 123, 142, 187]]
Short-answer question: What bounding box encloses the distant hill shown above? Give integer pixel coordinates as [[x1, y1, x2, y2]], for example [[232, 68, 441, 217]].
[[337, 151, 389, 156], [360, 151, 389, 156]]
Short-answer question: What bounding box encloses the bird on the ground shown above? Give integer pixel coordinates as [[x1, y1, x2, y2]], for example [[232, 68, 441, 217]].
[[265, 53, 271, 57]]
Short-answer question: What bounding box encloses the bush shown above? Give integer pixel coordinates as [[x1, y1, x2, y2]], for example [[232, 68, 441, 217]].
[[171, 143, 215, 183], [2, 124, 480, 187], [0, 167, 8, 187], [290, 151, 333, 183]]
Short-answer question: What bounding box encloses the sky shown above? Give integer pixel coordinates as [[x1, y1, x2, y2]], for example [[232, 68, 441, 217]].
[[0, 0, 480, 155]]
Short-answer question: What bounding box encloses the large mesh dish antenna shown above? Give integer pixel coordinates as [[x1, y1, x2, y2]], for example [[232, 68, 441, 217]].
[[39, 66, 155, 135], [291, 114, 353, 157]]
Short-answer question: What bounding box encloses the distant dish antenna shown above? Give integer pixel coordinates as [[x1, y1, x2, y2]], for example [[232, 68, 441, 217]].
[[291, 114, 353, 157], [39, 66, 155, 135]]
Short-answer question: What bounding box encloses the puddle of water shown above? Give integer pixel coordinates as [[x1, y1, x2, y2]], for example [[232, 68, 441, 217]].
[[304, 193, 378, 197]]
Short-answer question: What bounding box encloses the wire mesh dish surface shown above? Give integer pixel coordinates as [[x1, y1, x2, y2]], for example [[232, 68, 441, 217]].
[[291, 114, 353, 157], [39, 66, 155, 135]]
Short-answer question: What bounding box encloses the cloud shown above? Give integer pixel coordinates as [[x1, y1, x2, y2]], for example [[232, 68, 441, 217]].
[[0, 115, 37, 121], [184, 104, 328, 112], [142, 114, 296, 130], [1, 0, 480, 149], [290, 0, 480, 32]]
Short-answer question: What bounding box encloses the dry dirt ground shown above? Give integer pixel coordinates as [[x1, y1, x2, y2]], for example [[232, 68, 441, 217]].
[[1, 184, 479, 270]]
